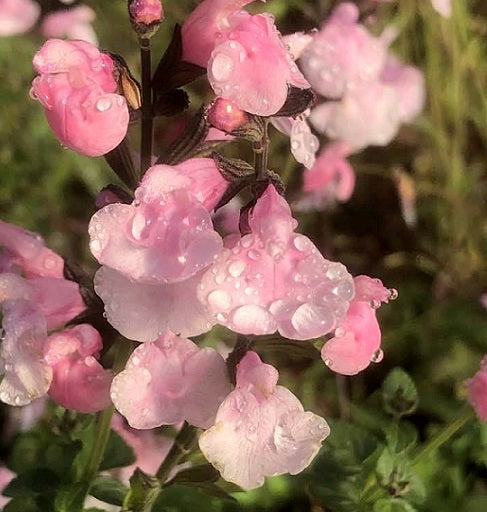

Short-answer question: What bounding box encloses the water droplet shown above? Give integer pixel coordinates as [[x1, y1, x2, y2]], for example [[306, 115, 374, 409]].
[[247, 249, 260, 261], [371, 348, 384, 363], [293, 235, 312, 252], [211, 52, 235, 81], [388, 288, 398, 300], [228, 260, 246, 277], [207, 290, 232, 310], [95, 97, 112, 112]]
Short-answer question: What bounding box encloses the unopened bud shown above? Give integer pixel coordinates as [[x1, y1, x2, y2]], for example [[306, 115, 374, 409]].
[[208, 98, 249, 133], [128, 0, 163, 37]]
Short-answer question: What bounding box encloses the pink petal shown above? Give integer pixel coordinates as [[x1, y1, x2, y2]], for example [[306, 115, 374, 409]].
[[199, 351, 329, 489], [41, 6, 98, 45], [0, 220, 64, 278], [94, 266, 214, 341], [0, 0, 39, 36], [44, 324, 113, 413], [431, 0, 452, 18], [111, 332, 231, 429], [89, 191, 223, 283], [467, 356, 487, 422], [0, 300, 52, 406], [282, 32, 313, 60], [0, 273, 84, 330]]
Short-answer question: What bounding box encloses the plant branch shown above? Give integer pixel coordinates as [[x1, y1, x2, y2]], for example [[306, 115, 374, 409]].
[[253, 119, 270, 180]]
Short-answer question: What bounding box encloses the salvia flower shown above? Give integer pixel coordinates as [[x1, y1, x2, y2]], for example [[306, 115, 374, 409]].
[[467, 357, 487, 422], [198, 185, 354, 340], [199, 351, 330, 490], [0, 0, 40, 37], [110, 331, 231, 429], [31, 39, 129, 157], [41, 5, 98, 46]]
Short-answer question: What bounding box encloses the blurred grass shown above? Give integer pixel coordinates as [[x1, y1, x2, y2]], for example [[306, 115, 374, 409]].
[[0, 0, 486, 510]]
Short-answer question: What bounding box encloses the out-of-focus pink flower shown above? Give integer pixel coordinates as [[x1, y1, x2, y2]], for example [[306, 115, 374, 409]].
[[0, 220, 64, 278], [431, 0, 452, 17], [467, 357, 487, 422], [310, 81, 402, 151], [0, 300, 52, 406], [208, 97, 249, 133], [0, 0, 39, 37], [300, 142, 355, 207], [112, 414, 172, 483], [199, 351, 329, 489], [198, 185, 354, 340], [282, 32, 313, 60], [0, 466, 15, 508], [299, 3, 388, 99], [129, 0, 164, 25], [271, 115, 319, 169], [41, 6, 98, 46], [182, 0, 263, 67], [111, 332, 231, 429], [0, 272, 85, 330], [380, 56, 425, 123], [31, 39, 129, 157], [480, 294, 487, 310], [208, 12, 309, 116], [321, 275, 393, 375], [44, 324, 113, 413]]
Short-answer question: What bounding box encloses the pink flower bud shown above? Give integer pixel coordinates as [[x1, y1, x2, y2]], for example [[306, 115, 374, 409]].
[[129, 0, 163, 26], [207, 98, 249, 133]]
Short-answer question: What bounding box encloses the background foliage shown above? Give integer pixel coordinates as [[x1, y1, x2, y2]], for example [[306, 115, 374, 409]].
[[0, 1, 486, 511]]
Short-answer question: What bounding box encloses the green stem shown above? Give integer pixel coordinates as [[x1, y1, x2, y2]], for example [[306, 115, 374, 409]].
[[253, 119, 269, 180], [140, 37, 153, 175], [81, 340, 133, 486], [412, 406, 475, 467], [156, 422, 198, 482]]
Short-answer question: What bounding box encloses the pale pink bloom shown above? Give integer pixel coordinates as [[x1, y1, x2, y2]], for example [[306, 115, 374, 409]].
[[271, 115, 319, 169], [5, 397, 46, 434], [41, 6, 98, 46], [44, 324, 112, 413], [0, 272, 85, 330], [0, 220, 64, 278], [467, 357, 487, 422], [321, 275, 392, 375], [199, 351, 329, 490], [111, 332, 231, 429], [380, 56, 425, 123], [94, 267, 214, 341], [89, 165, 223, 284], [182, 0, 264, 67], [431, 0, 452, 17], [129, 0, 164, 25], [0, 300, 52, 406], [300, 142, 355, 206], [282, 32, 313, 60], [198, 185, 354, 340], [0, 466, 15, 508], [310, 81, 402, 151], [112, 414, 172, 483], [208, 97, 249, 133], [31, 39, 129, 157], [0, 0, 39, 36], [299, 2, 388, 99], [208, 12, 309, 116]]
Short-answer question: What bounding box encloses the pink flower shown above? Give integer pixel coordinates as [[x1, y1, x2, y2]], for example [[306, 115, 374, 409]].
[[0, 220, 64, 278], [321, 275, 393, 375], [31, 39, 129, 157], [300, 142, 355, 207], [90, 161, 225, 341], [0, 300, 53, 406], [431, 0, 452, 17], [208, 12, 309, 116], [299, 3, 388, 99], [271, 115, 319, 169], [467, 357, 487, 422], [198, 185, 354, 340], [0, 0, 40, 37], [110, 331, 231, 429], [310, 81, 402, 151], [380, 56, 425, 123], [41, 6, 98, 46], [129, 0, 164, 25], [199, 351, 329, 489], [44, 324, 113, 413]]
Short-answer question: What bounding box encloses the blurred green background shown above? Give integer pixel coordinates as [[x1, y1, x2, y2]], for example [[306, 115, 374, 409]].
[[0, 1, 486, 511]]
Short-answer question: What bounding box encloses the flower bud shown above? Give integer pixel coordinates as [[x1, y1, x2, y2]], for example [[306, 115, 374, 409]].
[[128, 0, 163, 37], [207, 98, 249, 133]]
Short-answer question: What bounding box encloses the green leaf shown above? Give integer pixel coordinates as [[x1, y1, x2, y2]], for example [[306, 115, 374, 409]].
[[100, 430, 136, 471], [385, 422, 418, 454], [90, 476, 129, 506], [3, 469, 60, 498], [382, 368, 418, 418], [54, 483, 88, 512], [122, 469, 161, 512], [373, 498, 417, 512], [152, 484, 232, 512], [169, 464, 220, 485], [3, 497, 43, 512]]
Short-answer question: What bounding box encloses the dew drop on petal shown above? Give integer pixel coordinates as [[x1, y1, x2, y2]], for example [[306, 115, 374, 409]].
[[388, 288, 398, 300], [211, 53, 235, 82], [228, 260, 246, 277], [95, 97, 112, 112], [207, 290, 232, 311], [371, 348, 384, 363]]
